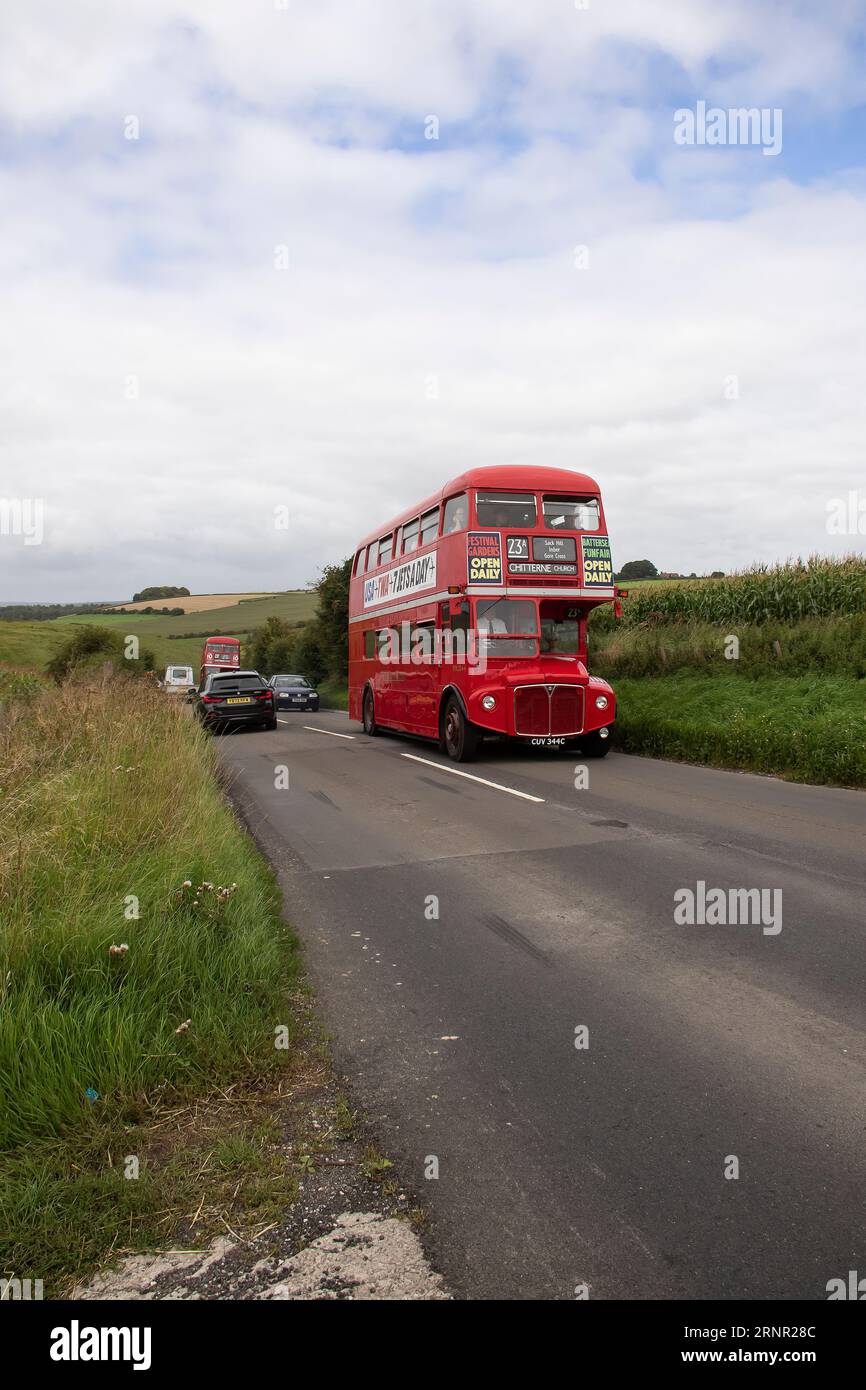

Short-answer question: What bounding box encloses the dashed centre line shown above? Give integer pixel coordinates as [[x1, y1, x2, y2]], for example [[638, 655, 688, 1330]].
[[400, 753, 545, 803], [293, 724, 356, 739]]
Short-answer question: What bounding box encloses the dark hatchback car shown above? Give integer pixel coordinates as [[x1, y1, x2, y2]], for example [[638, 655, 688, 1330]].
[[193, 670, 277, 732], [268, 674, 320, 712]]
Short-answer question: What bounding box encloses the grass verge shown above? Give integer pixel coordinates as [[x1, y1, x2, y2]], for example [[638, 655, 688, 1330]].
[[0, 675, 307, 1291], [610, 673, 866, 787]]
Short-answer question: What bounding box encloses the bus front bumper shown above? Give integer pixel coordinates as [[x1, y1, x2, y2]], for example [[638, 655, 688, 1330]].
[[465, 677, 615, 741]]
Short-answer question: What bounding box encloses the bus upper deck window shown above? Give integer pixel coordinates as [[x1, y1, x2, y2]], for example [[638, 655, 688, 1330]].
[[402, 518, 420, 554], [420, 507, 440, 545], [543, 496, 600, 531], [443, 494, 468, 534], [476, 491, 537, 529], [378, 534, 393, 566]]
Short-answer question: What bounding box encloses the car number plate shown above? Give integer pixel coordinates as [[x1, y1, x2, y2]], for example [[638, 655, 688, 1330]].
[[225, 697, 252, 705]]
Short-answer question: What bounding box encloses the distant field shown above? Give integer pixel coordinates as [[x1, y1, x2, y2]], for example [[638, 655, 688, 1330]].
[[111, 592, 274, 614], [146, 591, 315, 636], [0, 590, 317, 675]]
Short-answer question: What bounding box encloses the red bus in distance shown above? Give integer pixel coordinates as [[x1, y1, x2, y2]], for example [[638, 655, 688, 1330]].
[[199, 635, 241, 688], [348, 465, 617, 761]]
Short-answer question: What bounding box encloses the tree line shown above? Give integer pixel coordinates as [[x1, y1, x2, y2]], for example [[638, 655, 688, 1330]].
[[131, 585, 190, 602], [246, 561, 350, 684]]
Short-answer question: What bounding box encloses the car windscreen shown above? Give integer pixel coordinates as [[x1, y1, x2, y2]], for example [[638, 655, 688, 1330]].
[[209, 676, 265, 692], [273, 676, 309, 687]]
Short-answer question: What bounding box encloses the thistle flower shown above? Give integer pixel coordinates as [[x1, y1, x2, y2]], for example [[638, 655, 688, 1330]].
[[109, 943, 129, 957]]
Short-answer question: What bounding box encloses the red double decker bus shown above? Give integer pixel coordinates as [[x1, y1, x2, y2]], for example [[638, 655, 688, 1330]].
[[348, 465, 617, 761], [199, 635, 241, 687]]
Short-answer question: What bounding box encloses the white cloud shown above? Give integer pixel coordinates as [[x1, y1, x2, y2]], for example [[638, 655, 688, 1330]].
[[1, 1, 864, 598]]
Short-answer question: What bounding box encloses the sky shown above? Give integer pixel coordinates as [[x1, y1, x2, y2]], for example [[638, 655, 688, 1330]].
[[1, 0, 865, 600]]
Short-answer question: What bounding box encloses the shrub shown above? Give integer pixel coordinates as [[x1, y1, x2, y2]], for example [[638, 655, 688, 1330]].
[[44, 625, 156, 685]]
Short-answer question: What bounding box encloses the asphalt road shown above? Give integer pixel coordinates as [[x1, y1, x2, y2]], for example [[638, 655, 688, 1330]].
[[217, 709, 866, 1301]]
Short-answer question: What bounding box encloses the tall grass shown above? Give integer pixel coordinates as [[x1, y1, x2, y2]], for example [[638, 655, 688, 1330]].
[[0, 667, 47, 702], [586, 556, 866, 785], [0, 677, 298, 1154], [591, 614, 866, 680]]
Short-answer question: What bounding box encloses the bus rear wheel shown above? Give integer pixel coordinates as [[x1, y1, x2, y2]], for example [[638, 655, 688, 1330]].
[[441, 696, 478, 763], [362, 688, 378, 736]]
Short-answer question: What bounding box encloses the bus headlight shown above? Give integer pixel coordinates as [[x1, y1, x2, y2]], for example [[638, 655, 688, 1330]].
[[595, 695, 609, 711], [482, 695, 497, 711]]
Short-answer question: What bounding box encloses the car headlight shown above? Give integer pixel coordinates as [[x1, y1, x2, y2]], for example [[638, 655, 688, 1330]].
[[595, 694, 609, 711], [481, 695, 496, 711]]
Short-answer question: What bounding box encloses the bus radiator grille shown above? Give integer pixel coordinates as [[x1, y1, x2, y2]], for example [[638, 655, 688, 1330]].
[[514, 684, 584, 737]]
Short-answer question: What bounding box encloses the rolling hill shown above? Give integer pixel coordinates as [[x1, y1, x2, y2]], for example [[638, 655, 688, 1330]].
[[0, 590, 318, 674]]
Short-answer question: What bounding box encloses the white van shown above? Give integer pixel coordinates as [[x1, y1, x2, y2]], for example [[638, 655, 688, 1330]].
[[162, 664, 195, 695]]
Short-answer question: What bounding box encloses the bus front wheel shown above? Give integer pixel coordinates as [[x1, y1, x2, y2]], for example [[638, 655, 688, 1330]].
[[581, 730, 611, 758], [362, 688, 378, 736], [441, 697, 478, 763]]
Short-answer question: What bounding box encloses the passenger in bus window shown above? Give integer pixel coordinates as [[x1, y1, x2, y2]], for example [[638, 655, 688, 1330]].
[[447, 502, 467, 533], [574, 501, 599, 530]]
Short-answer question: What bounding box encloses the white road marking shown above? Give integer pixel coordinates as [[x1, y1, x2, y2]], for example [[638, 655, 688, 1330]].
[[301, 724, 355, 739], [400, 753, 545, 803]]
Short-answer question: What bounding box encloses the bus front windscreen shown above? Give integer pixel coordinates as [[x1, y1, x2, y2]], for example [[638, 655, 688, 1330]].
[[475, 598, 538, 657]]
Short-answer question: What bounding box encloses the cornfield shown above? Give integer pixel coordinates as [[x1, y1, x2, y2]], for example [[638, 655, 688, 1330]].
[[593, 556, 866, 629]]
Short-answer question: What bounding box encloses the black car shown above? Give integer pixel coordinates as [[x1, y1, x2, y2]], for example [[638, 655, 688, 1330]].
[[268, 674, 320, 712], [193, 669, 277, 731]]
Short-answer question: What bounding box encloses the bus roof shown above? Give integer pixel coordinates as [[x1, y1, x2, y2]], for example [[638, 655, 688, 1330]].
[[355, 465, 601, 551]]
